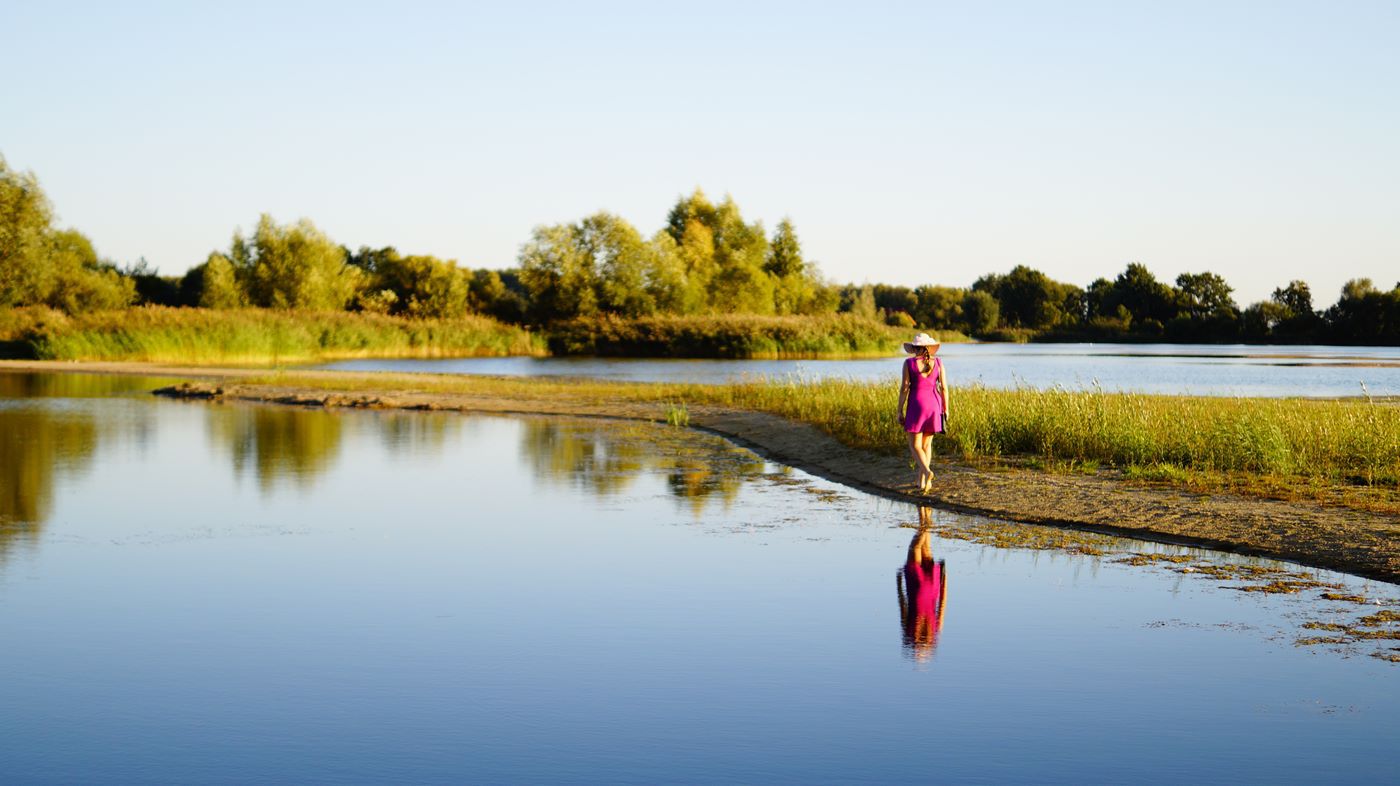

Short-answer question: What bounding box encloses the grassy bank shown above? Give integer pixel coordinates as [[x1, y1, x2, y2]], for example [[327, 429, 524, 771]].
[[0, 307, 545, 363], [0, 308, 966, 363], [546, 313, 956, 358], [713, 379, 1400, 489]]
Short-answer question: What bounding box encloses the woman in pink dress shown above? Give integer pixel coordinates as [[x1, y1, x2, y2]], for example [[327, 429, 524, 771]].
[[896, 333, 951, 493]]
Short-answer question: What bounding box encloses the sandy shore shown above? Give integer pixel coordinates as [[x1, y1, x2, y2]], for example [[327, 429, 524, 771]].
[[5, 359, 1399, 584]]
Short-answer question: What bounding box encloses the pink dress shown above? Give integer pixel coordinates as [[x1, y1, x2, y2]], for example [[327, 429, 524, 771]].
[[903, 356, 945, 434]]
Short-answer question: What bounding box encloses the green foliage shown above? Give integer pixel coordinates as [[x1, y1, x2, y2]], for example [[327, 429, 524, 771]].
[[377, 252, 470, 319], [1168, 271, 1239, 339], [0, 157, 135, 312], [0, 156, 55, 307], [1325, 278, 1400, 345], [2, 306, 543, 363], [467, 269, 529, 323], [885, 310, 917, 329], [546, 313, 909, 358], [518, 222, 601, 321], [973, 265, 1081, 330], [1089, 263, 1175, 333], [43, 230, 135, 312], [961, 290, 1000, 334], [198, 252, 247, 309], [839, 284, 878, 320], [519, 194, 831, 322], [765, 218, 804, 278], [230, 215, 362, 311]]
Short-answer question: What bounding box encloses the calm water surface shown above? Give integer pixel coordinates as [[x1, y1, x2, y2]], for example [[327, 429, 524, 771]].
[[2, 373, 1398, 783], [316, 343, 1400, 397]]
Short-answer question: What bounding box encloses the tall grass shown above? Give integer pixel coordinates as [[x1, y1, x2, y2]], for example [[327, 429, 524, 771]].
[[546, 313, 962, 358], [1, 306, 545, 363], [712, 378, 1400, 486]]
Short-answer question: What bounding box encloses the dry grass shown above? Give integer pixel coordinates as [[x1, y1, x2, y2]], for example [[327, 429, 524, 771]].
[[0, 306, 545, 363]]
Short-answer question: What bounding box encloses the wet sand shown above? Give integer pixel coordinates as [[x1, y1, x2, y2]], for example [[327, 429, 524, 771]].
[[5, 359, 1398, 584]]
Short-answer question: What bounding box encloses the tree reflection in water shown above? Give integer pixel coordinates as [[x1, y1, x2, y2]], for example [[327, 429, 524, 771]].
[[897, 506, 948, 663], [0, 409, 99, 560], [374, 410, 461, 457], [206, 405, 345, 491], [519, 419, 767, 515]]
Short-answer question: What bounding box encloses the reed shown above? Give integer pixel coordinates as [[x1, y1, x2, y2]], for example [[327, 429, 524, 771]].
[[714, 378, 1400, 486], [0, 306, 545, 364]]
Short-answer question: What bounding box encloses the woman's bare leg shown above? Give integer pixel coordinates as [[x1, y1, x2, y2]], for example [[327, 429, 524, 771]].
[[907, 432, 931, 490], [918, 433, 937, 490]]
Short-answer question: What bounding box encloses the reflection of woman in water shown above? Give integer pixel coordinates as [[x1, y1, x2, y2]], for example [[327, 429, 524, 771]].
[[897, 507, 947, 661]]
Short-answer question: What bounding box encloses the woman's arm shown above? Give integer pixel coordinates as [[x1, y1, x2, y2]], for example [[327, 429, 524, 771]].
[[938, 364, 951, 419], [897, 362, 910, 425]]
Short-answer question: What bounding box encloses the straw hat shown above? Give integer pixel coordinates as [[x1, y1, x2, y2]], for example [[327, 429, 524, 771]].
[[903, 332, 941, 354]]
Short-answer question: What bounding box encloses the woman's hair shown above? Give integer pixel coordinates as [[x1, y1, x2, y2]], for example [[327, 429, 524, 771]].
[[914, 345, 930, 358]]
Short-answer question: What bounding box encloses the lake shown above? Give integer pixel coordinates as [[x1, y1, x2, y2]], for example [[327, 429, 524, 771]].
[[314, 343, 1400, 398], [2, 372, 1397, 783]]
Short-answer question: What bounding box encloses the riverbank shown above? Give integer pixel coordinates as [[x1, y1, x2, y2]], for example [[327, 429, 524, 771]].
[[4, 359, 1397, 584], [0, 307, 921, 363], [0, 306, 544, 363]]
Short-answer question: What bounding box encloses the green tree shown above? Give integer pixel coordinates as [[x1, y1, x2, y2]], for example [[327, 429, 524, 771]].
[[645, 231, 693, 314], [1174, 272, 1237, 320], [1169, 271, 1239, 340], [0, 156, 55, 307], [231, 215, 361, 310], [1092, 263, 1176, 333], [374, 251, 471, 318], [664, 190, 776, 314], [913, 285, 965, 330], [704, 196, 773, 314], [43, 229, 135, 312], [198, 252, 247, 309], [873, 284, 917, 318], [517, 223, 600, 321], [0, 157, 133, 311], [766, 218, 817, 315], [961, 290, 1000, 334], [765, 218, 804, 278], [1241, 300, 1290, 339], [581, 212, 657, 317], [1272, 280, 1314, 316], [1269, 279, 1323, 339], [1325, 278, 1400, 344], [467, 269, 527, 323], [973, 265, 1079, 330], [839, 284, 877, 320]]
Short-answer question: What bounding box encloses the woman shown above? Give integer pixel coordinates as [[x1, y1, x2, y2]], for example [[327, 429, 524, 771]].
[[896, 332, 950, 493]]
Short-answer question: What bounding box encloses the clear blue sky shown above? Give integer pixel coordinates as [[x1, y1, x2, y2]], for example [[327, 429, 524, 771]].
[[4, 0, 1396, 306]]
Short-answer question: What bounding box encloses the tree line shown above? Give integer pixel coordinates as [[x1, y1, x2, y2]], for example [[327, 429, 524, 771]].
[[3, 155, 1397, 344]]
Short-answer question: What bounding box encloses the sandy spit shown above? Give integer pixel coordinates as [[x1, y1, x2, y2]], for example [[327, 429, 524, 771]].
[[5, 359, 1398, 584]]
